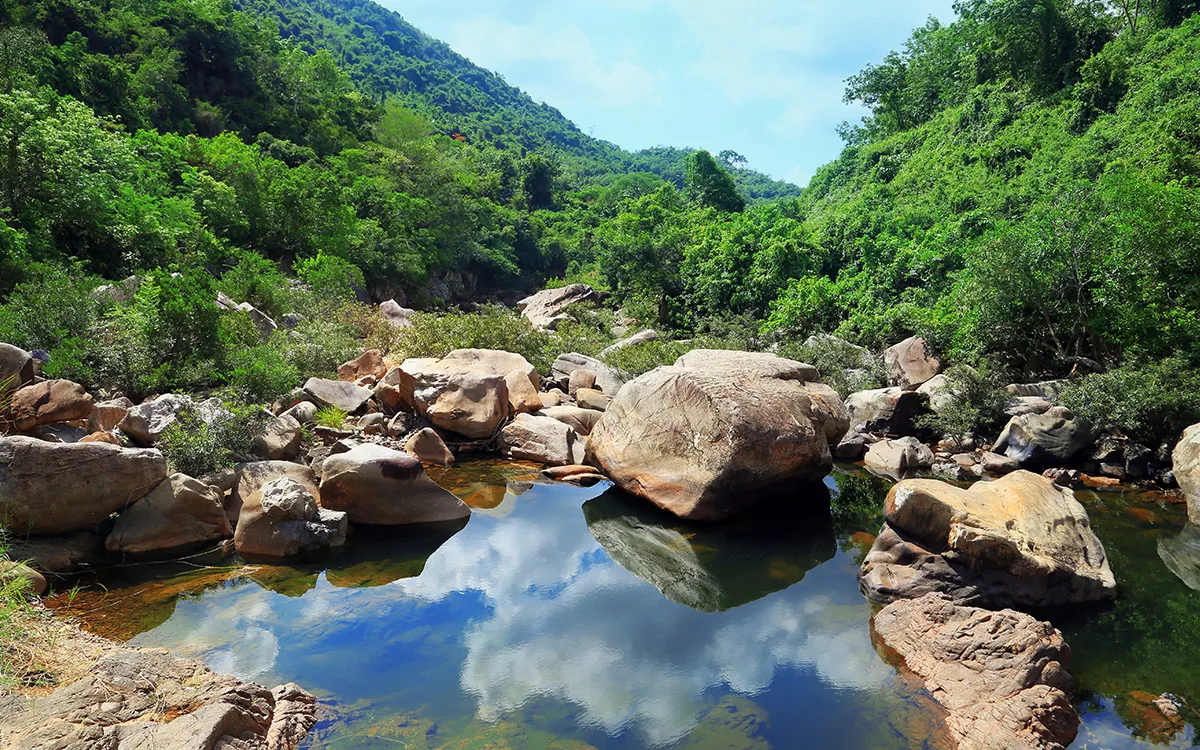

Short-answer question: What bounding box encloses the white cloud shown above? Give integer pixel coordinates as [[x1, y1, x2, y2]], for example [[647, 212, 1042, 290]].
[[446, 15, 661, 108]]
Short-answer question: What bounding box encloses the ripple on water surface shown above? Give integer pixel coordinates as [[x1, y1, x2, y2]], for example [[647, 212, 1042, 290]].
[[49, 462, 1200, 749]]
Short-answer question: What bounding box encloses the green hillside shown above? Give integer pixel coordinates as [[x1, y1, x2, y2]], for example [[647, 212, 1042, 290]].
[[233, 0, 801, 200]]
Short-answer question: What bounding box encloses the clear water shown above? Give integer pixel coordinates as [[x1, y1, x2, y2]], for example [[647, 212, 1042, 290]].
[[50, 464, 1200, 749]]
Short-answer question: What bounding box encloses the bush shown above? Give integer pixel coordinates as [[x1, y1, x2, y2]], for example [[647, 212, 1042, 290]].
[[226, 344, 301, 403], [916, 364, 1011, 439], [600, 335, 744, 377], [279, 313, 362, 380], [314, 405, 348, 429], [216, 252, 290, 318], [158, 401, 267, 477], [295, 252, 365, 302], [387, 306, 557, 371], [777, 334, 886, 398], [0, 262, 100, 353], [1060, 357, 1200, 447]]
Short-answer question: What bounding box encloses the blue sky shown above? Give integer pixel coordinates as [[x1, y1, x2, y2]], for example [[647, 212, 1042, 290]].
[[382, 1, 957, 186]]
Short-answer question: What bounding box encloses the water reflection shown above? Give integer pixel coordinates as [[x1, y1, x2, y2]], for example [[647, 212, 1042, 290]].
[[583, 485, 836, 612], [1158, 523, 1200, 591]]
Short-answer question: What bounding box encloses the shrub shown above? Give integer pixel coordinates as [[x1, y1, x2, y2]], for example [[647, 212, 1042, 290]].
[[158, 402, 267, 477], [0, 262, 100, 352], [314, 405, 348, 429], [916, 364, 1011, 439], [777, 334, 886, 398], [387, 306, 557, 371], [295, 252, 365, 302], [1060, 357, 1200, 447], [279, 314, 361, 380], [217, 251, 290, 318], [226, 344, 301, 403]]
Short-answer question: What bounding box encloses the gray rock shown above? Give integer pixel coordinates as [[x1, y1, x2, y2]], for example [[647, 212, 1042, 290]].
[[0, 342, 34, 394], [993, 407, 1097, 468], [234, 471, 346, 558], [600, 329, 659, 356], [552, 353, 627, 396], [1173, 423, 1200, 525], [0, 436, 167, 536], [281, 400, 318, 425], [380, 299, 415, 328], [517, 284, 604, 329], [844, 386, 924, 435], [253, 412, 303, 461], [120, 394, 195, 446], [106, 473, 231, 554], [498, 414, 581, 467], [236, 301, 278, 339], [864, 437, 935, 473], [302, 377, 372, 413], [88, 396, 133, 434]]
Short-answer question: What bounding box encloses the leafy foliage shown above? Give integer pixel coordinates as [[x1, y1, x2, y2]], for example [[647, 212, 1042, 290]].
[[158, 402, 267, 477], [1059, 357, 1200, 446]]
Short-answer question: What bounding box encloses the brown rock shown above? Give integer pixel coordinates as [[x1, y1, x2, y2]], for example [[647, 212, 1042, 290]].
[[0, 342, 34, 394], [872, 593, 1079, 750], [498, 414, 581, 466], [0, 561, 47, 596], [540, 389, 565, 408], [864, 437, 934, 473], [568, 368, 596, 395], [587, 350, 849, 521], [80, 431, 122, 446], [405, 427, 455, 465], [552, 353, 627, 397], [302, 378, 372, 413], [1172, 423, 1200, 525], [119, 394, 195, 446], [253, 413, 303, 461], [859, 471, 1116, 608], [0, 436, 167, 535], [319, 444, 470, 525], [538, 404, 603, 436], [88, 396, 132, 434], [7, 379, 94, 432], [883, 336, 942, 389], [575, 388, 611, 411], [338, 349, 388, 382], [844, 386, 925, 435], [106, 473, 232, 554], [234, 472, 347, 559]]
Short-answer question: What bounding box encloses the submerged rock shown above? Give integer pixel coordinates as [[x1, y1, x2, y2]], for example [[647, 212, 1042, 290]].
[[587, 350, 849, 521], [319, 443, 470, 525], [859, 471, 1116, 609], [106, 473, 231, 555], [872, 593, 1079, 750], [0, 436, 167, 536]]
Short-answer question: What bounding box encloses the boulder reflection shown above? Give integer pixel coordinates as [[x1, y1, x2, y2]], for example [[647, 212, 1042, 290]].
[[583, 485, 837, 612], [1158, 523, 1200, 591]]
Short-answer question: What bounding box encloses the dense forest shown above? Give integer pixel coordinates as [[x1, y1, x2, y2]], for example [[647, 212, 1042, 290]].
[[1, 0, 1199, 445]]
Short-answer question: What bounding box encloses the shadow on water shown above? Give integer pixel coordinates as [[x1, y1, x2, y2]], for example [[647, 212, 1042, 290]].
[[582, 483, 837, 613]]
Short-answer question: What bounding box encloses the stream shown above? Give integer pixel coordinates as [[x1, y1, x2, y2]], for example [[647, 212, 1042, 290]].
[[48, 462, 1200, 749]]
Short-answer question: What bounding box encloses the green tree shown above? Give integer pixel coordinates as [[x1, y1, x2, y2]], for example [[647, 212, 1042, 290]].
[[684, 150, 745, 213]]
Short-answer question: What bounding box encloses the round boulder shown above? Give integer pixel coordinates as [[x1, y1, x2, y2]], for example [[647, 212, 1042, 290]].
[[106, 473, 232, 555], [319, 444, 471, 525]]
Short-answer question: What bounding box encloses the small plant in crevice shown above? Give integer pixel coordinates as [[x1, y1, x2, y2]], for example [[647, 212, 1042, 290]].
[[314, 406, 349, 430]]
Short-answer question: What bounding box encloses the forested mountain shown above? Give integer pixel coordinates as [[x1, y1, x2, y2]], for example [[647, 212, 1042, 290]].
[[1, 0, 1199, 443], [233, 0, 801, 201]]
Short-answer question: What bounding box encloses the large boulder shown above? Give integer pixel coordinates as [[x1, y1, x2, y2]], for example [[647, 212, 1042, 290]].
[[1172, 423, 1200, 525], [844, 386, 924, 435], [993, 407, 1096, 468], [253, 413, 303, 461], [552, 353, 627, 397], [915, 373, 955, 413], [675, 348, 820, 381], [587, 350, 849, 521], [498, 413, 582, 466], [120, 394, 195, 446], [859, 471, 1116, 608], [319, 444, 470, 525], [0, 436, 167, 535], [1158, 523, 1200, 591], [432, 349, 541, 415], [883, 335, 942, 389], [302, 377, 372, 413], [517, 284, 603, 329], [872, 593, 1079, 750], [6, 379, 94, 432], [234, 469, 346, 559], [863, 437, 935, 474], [106, 473, 232, 554], [538, 405, 603, 436], [379, 299, 415, 328], [337, 349, 388, 382], [400, 349, 542, 437], [0, 343, 34, 394]]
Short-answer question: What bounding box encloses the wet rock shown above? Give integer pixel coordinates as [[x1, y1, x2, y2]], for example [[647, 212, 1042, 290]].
[[6, 379, 94, 432], [552, 353, 627, 397], [380, 299, 415, 328], [993, 407, 1097, 468], [864, 437, 934, 473], [883, 336, 942, 389], [234, 474, 346, 558], [844, 387, 924, 436], [1124, 443, 1152, 478], [337, 349, 388, 382], [1172, 423, 1200, 525], [498, 413, 582, 466], [517, 284, 604, 329], [0, 645, 316, 749], [106, 473, 232, 555], [302, 377, 372, 413], [859, 471, 1116, 608], [871, 593, 1079, 750], [120, 393, 195, 446], [0, 342, 34, 394], [543, 464, 607, 483], [1158, 523, 1200, 591], [319, 444, 470, 525], [0, 436, 167, 535], [575, 387, 611, 412], [404, 427, 454, 466], [587, 350, 849, 521]]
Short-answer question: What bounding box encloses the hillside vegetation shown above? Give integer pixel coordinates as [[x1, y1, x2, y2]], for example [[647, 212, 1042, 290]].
[[1, 0, 1199, 445]]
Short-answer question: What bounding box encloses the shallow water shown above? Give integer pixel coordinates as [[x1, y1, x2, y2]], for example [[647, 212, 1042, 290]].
[[50, 464, 1200, 749]]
